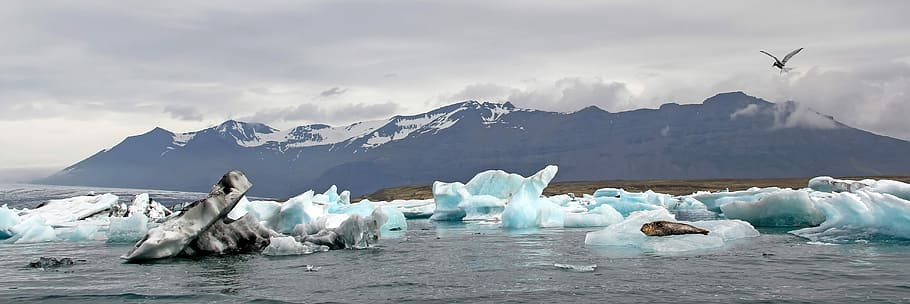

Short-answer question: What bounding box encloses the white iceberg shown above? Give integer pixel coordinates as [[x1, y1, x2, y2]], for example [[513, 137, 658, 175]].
[[584, 209, 759, 253], [19, 193, 118, 226]]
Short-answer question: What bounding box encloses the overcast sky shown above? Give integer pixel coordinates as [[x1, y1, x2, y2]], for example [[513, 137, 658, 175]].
[[1, 1, 909, 178]]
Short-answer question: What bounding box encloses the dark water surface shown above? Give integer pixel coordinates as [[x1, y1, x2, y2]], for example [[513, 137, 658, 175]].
[[2, 220, 909, 303]]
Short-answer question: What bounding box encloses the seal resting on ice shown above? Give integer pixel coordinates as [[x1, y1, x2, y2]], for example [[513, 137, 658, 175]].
[[640, 220, 709, 237]]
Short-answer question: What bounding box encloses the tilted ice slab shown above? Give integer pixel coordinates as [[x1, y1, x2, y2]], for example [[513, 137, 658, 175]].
[[584, 209, 759, 253], [123, 171, 253, 261]]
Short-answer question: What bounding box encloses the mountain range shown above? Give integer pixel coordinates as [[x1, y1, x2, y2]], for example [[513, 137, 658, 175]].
[[35, 92, 910, 197]]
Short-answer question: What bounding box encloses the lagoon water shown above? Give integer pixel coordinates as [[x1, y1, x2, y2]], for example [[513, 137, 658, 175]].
[[2, 184, 909, 303]]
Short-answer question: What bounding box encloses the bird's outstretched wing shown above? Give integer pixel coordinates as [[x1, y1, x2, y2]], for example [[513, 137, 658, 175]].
[[759, 50, 780, 63], [781, 47, 803, 64]]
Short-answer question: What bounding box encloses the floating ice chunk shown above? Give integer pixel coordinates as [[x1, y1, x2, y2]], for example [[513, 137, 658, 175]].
[[721, 190, 825, 227], [332, 200, 377, 217], [107, 214, 149, 243], [429, 181, 470, 221], [0, 204, 21, 239], [690, 187, 782, 212], [691, 220, 760, 241], [338, 191, 351, 205], [593, 188, 621, 198], [790, 189, 910, 242], [584, 209, 675, 247], [276, 191, 327, 234], [247, 200, 282, 228], [432, 166, 559, 222], [584, 209, 758, 253], [463, 169, 526, 198], [547, 194, 574, 207], [808, 176, 872, 193], [460, 195, 506, 221], [564, 205, 624, 228], [61, 222, 99, 242], [380, 206, 407, 231], [553, 263, 597, 272], [591, 196, 663, 217], [588, 189, 689, 216], [502, 166, 564, 229], [262, 236, 329, 256], [20, 193, 118, 225], [871, 180, 910, 201], [8, 216, 56, 244], [127, 193, 151, 217]]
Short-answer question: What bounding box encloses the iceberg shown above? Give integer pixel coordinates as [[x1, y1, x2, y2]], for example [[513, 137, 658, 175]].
[[720, 190, 825, 227], [19, 193, 118, 226], [107, 214, 149, 243], [62, 222, 100, 242], [791, 189, 910, 242], [123, 170, 253, 261], [261, 236, 328, 256], [564, 205, 624, 228], [429, 181, 471, 221], [276, 191, 327, 234], [6, 215, 57, 244], [501, 165, 564, 229], [689, 187, 782, 212], [300, 207, 389, 249], [589, 189, 700, 216], [808, 176, 874, 193], [0, 204, 21, 239], [432, 166, 557, 221], [584, 209, 758, 253]]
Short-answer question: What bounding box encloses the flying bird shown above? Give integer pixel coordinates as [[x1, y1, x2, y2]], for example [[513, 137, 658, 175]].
[[760, 48, 803, 74]]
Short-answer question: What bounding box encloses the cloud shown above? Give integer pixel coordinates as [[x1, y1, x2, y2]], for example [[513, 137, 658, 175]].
[[243, 101, 400, 125], [730, 104, 760, 119], [319, 87, 347, 97], [163, 104, 204, 121], [1, 1, 910, 169]]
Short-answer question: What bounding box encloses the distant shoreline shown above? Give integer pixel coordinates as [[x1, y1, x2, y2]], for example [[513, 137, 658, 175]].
[[356, 175, 910, 201]]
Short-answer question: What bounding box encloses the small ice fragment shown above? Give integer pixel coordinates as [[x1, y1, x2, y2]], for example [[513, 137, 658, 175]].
[[553, 263, 597, 272]]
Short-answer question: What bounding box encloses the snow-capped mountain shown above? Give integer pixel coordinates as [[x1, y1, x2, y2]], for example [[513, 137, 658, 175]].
[[36, 92, 910, 197]]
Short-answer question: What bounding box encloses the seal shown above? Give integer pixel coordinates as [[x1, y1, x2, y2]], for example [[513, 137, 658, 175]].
[[640, 220, 709, 237]]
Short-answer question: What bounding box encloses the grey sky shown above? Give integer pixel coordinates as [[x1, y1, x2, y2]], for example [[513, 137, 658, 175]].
[[1, 1, 909, 171]]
